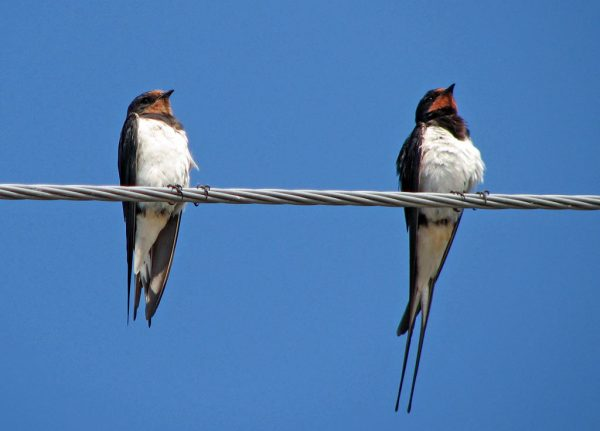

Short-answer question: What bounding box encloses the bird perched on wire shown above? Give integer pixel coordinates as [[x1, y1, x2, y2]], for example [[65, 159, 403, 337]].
[[118, 89, 197, 326], [395, 84, 484, 412]]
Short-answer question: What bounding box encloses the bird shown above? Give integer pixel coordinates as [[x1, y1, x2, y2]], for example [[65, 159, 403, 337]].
[[395, 84, 484, 412], [118, 89, 197, 327]]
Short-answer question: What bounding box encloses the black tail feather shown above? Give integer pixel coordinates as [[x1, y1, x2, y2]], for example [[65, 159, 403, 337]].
[[407, 309, 431, 413], [127, 266, 132, 324], [397, 304, 410, 336], [395, 318, 415, 411]]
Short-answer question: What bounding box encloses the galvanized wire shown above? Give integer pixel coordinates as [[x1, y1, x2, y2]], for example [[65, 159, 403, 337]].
[[0, 184, 599, 210]]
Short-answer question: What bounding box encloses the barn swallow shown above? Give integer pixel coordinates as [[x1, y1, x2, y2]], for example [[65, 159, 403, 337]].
[[395, 84, 484, 412], [118, 89, 197, 326]]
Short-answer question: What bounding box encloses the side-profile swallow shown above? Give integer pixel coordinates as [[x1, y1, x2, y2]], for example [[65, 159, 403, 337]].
[[395, 84, 485, 412], [118, 89, 197, 326]]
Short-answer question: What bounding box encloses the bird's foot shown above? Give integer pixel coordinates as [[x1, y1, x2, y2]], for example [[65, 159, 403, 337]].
[[476, 190, 490, 205], [450, 190, 466, 212], [194, 184, 211, 206], [167, 184, 184, 205], [168, 184, 184, 196]]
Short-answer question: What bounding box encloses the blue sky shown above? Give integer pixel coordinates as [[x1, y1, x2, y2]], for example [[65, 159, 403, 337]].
[[1, 1, 599, 429]]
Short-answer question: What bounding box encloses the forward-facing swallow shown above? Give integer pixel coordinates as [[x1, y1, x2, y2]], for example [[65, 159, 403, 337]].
[[118, 89, 197, 326], [395, 84, 484, 412]]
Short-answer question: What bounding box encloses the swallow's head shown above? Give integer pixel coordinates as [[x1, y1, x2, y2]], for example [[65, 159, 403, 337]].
[[127, 89, 175, 116], [415, 84, 457, 123]]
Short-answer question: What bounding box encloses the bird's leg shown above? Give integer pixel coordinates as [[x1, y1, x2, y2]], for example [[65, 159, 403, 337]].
[[167, 184, 184, 205], [194, 184, 211, 206]]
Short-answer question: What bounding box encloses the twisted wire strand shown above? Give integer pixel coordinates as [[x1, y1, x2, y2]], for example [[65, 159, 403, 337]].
[[0, 184, 599, 210]]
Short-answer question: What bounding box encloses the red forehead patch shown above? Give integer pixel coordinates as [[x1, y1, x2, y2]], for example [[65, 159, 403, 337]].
[[427, 91, 457, 113]]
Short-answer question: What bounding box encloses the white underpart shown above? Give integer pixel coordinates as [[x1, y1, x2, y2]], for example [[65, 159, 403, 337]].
[[413, 126, 484, 319], [133, 117, 197, 282], [414, 223, 454, 318], [419, 126, 484, 220]]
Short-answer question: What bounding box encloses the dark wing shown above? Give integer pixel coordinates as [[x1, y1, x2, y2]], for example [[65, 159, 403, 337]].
[[394, 125, 423, 411], [396, 124, 423, 227], [117, 113, 138, 323], [396, 124, 423, 335], [138, 211, 183, 327]]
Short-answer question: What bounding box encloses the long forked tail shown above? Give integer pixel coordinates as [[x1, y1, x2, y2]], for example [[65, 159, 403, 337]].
[[395, 288, 432, 412], [406, 308, 432, 413], [395, 320, 415, 411]]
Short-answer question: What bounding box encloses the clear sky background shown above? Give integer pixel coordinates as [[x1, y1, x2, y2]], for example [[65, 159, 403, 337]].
[[1, 1, 599, 429]]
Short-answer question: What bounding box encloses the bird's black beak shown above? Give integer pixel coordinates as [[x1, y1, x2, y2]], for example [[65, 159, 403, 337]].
[[444, 84, 455, 94], [161, 89, 174, 99]]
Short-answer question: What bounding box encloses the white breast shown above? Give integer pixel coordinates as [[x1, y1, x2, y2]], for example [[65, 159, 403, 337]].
[[419, 126, 484, 193], [419, 126, 485, 221], [136, 117, 197, 187], [135, 117, 197, 215]]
